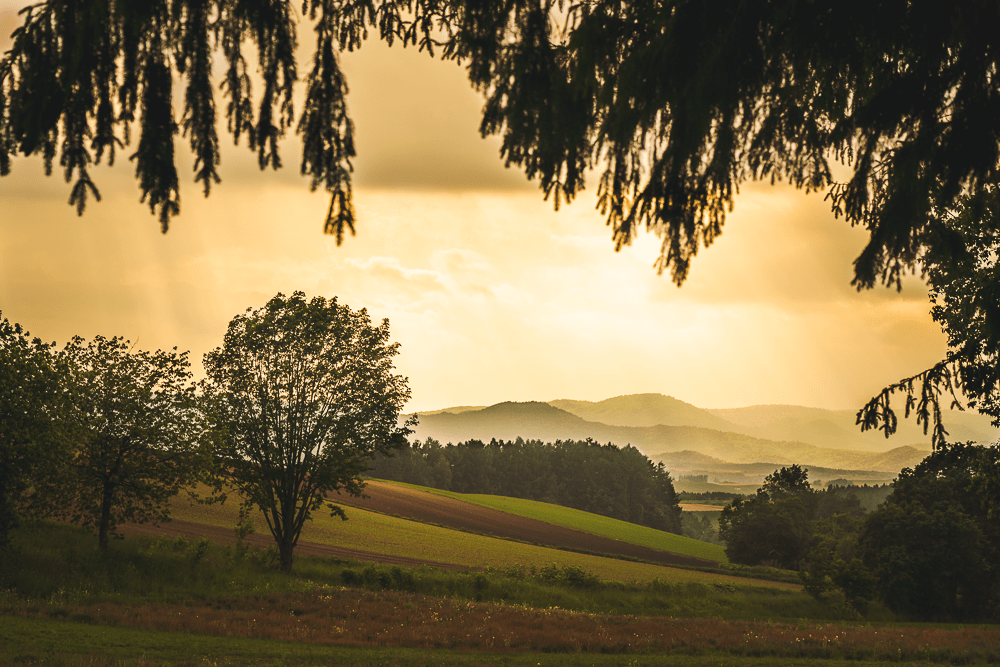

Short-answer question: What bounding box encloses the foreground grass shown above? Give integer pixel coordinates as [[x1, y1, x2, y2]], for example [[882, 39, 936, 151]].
[[3, 524, 999, 666], [3, 523, 807, 618], [5, 616, 978, 667], [374, 479, 728, 563]]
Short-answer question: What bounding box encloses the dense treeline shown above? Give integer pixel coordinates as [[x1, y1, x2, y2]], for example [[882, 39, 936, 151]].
[[719, 445, 1000, 622], [823, 483, 893, 514], [370, 438, 683, 534]]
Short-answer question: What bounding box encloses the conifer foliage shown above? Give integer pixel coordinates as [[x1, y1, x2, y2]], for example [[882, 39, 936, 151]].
[[4, 1, 1000, 439], [3, 0, 998, 283]]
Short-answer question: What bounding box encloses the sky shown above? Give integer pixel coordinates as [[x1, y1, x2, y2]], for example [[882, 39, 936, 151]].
[[0, 4, 948, 415]]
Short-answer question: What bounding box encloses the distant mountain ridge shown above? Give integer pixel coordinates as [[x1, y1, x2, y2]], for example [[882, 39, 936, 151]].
[[705, 403, 999, 451], [548, 394, 739, 432], [546, 394, 999, 452], [407, 398, 947, 478]]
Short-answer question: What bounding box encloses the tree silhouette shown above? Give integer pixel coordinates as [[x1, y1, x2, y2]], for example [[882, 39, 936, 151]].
[[202, 291, 414, 573], [0, 315, 68, 547], [57, 335, 210, 551]]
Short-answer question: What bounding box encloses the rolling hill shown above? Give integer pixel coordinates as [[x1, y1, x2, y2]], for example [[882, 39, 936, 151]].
[[706, 403, 999, 451], [409, 400, 930, 476], [549, 394, 740, 431], [546, 393, 999, 452]]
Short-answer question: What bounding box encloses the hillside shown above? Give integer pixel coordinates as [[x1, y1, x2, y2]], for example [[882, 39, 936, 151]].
[[549, 394, 741, 431], [659, 450, 902, 486], [707, 403, 999, 451], [340, 480, 724, 565], [409, 400, 929, 475]]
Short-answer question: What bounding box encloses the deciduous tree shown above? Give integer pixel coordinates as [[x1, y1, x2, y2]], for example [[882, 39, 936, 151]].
[[719, 466, 863, 570], [718, 492, 812, 570], [57, 335, 209, 551], [857, 442, 1000, 620], [0, 315, 67, 547], [202, 291, 414, 573]]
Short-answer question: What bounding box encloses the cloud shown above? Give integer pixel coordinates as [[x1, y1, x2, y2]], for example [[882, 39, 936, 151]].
[[344, 256, 449, 299], [643, 180, 932, 311], [333, 40, 537, 193]]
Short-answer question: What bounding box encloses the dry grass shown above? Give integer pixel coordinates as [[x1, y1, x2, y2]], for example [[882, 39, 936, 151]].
[[8, 587, 1000, 662]]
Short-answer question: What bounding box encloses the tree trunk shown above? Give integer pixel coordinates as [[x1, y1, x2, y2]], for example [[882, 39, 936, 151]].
[[278, 537, 295, 573], [98, 481, 113, 551]]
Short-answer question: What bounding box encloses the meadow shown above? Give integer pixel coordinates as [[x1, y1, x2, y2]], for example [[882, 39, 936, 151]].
[[381, 480, 727, 562], [169, 489, 744, 586], [2, 481, 999, 666], [3, 523, 1000, 666]]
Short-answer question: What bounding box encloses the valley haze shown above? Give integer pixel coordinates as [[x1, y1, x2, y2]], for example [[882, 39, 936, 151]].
[[406, 393, 1000, 485]]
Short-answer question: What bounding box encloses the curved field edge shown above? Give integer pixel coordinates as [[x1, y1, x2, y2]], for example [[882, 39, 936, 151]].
[[369, 479, 728, 563], [168, 495, 779, 589]]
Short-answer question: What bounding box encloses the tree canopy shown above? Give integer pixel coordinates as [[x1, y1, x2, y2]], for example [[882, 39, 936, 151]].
[[718, 466, 863, 570], [0, 314, 67, 547], [55, 335, 210, 551], [3, 0, 1000, 438], [798, 443, 1000, 620], [202, 291, 413, 573]]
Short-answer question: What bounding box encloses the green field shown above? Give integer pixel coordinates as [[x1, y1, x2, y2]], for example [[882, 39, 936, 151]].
[[171, 493, 761, 587], [4, 517, 998, 666], [370, 479, 729, 563]]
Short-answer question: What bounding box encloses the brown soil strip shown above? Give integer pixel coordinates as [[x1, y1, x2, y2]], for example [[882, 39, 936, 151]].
[[330, 480, 719, 568]]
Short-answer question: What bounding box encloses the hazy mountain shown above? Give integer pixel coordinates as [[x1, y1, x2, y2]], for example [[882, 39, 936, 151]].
[[412, 401, 612, 444], [707, 404, 999, 452], [547, 393, 999, 451], [549, 394, 742, 432], [415, 405, 487, 417], [408, 401, 929, 473]]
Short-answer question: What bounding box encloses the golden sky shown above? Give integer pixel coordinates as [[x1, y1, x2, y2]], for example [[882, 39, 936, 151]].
[[0, 3, 947, 413]]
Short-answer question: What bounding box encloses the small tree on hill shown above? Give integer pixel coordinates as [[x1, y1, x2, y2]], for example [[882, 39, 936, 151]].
[[56, 335, 210, 551], [203, 292, 414, 573], [760, 465, 812, 500]]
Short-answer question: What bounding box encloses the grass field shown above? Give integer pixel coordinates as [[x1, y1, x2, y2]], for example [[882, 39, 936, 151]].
[[4, 522, 1000, 666], [371, 479, 729, 563], [169, 491, 753, 587], [8, 615, 986, 667]]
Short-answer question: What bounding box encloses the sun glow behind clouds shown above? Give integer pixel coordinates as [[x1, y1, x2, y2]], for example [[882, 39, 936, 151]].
[[0, 0, 946, 414]]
